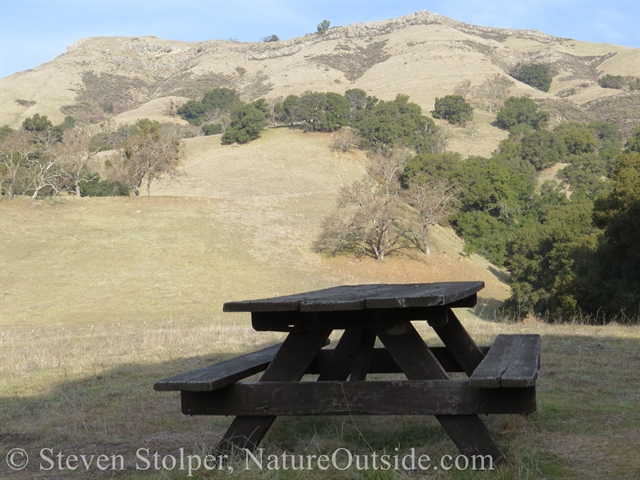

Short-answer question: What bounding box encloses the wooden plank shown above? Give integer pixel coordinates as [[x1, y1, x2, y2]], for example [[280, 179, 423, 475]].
[[431, 309, 485, 377], [181, 381, 537, 416], [376, 321, 509, 465], [252, 305, 463, 332], [349, 330, 376, 381], [306, 346, 491, 374], [153, 343, 282, 392], [224, 282, 484, 313], [470, 334, 541, 388], [317, 329, 365, 381], [217, 329, 331, 454]]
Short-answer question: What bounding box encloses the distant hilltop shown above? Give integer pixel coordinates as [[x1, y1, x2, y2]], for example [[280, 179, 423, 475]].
[[2, 10, 638, 134]]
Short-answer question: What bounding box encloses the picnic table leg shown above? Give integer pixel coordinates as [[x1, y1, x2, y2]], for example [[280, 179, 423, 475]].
[[217, 328, 332, 455], [350, 330, 376, 381], [376, 321, 509, 466], [317, 329, 376, 381], [429, 308, 485, 376]]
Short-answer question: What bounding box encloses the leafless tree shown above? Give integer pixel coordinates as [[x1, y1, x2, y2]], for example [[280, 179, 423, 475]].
[[475, 74, 514, 114], [124, 125, 183, 196], [99, 119, 130, 151], [403, 174, 459, 256], [28, 149, 63, 199], [55, 129, 98, 197], [317, 176, 410, 260], [0, 130, 35, 198], [204, 108, 232, 133], [430, 127, 451, 154], [367, 148, 411, 196], [454, 79, 472, 99], [331, 127, 360, 153]]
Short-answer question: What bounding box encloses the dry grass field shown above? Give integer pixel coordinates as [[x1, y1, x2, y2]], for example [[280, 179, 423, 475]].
[[1, 128, 639, 479]]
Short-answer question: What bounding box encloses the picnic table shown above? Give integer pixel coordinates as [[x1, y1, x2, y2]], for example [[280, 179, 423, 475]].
[[155, 282, 540, 465]]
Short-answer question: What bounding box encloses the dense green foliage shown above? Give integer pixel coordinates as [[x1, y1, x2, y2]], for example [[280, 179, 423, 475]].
[[400, 111, 640, 323], [495, 97, 549, 131], [580, 152, 640, 319], [177, 88, 241, 126], [511, 63, 553, 92], [502, 128, 640, 322], [597, 74, 640, 90], [22, 114, 64, 142], [317, 20, 330, 34], [598, 74, 626, 89], [344, 89, 377, 122], [520, 130, 567, 170], [61, 116, 76, 131], [291, 92, 350, 132], [353, 94, 437, 153], [202, 123, 222, 136], [626, 126, 640, 153], [274, 91, 438, 153], [431, 95, 473, 125], [0, 125, 13, 141], [80, 175, 130, 197], [273, 95, 300, 125], [221, 100, 268, 144]]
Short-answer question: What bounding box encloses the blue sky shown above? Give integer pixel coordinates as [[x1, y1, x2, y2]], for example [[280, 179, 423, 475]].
[[1, 1, 638, 78]]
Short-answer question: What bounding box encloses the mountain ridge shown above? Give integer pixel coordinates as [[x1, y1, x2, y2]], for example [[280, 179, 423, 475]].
[[2, 9, 638, 139]]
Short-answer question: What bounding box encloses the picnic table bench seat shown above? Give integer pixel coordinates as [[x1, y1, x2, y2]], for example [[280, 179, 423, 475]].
[[470, 334, 541, 388], [154, 343, 495, 393], [154, 343, 284, 393]]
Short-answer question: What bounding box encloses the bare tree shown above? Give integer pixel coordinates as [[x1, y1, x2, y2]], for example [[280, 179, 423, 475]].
[[317, 176, 410, 260], [28, 148, 63, 199], [475, 74, 514, 114], [430, 127, 451, 154], [404, 174, 458, 256], [204, 108, 232, 133], [55, 129, 98, 197], [454, 79, 472, 99], [0, 130, 35, 198], [367, 148, 411, 196], [99, 119, 131, 151], [331, 127, 360, 153], [124, 125, 183, 196]]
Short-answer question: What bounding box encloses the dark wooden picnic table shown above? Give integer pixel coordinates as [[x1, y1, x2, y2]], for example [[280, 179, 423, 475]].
[[155, 282, 540, 465]]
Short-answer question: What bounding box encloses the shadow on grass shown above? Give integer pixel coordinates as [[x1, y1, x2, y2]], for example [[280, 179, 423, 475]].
[[474, 297, 505, 322], [487, 265, 510, 285], [1, 332, 639, 479]]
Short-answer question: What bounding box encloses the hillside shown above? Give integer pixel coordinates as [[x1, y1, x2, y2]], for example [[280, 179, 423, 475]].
[[2, 10, 639, 156], [0, 128, 510, 329]]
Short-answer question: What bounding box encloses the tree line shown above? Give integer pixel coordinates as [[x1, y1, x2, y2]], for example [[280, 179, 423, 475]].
[[0, 115, 183, 198], [313, 88, 640, 324]]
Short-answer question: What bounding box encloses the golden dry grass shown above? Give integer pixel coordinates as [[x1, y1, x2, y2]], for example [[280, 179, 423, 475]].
[[1, 126, 639, 478]]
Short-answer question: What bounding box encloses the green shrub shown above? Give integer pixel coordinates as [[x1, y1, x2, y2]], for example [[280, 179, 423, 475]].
[[598, 74, 626, 89], [202, 123, 222, 135], [511, 63, 553, 92], [221, 102, 267, 144], [317, 20, 330, 35], [495, 97, 549, 131], [432, 95, 473, 125], [80, 175, 130, 197]]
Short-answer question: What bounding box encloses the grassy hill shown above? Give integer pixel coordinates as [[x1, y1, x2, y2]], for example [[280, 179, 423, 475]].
[[1, 11, 639, 479], [0, 128, 510, 330]]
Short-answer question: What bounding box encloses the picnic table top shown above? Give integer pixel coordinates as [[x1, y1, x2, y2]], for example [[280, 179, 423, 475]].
[[223, 281, 484, 313]]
